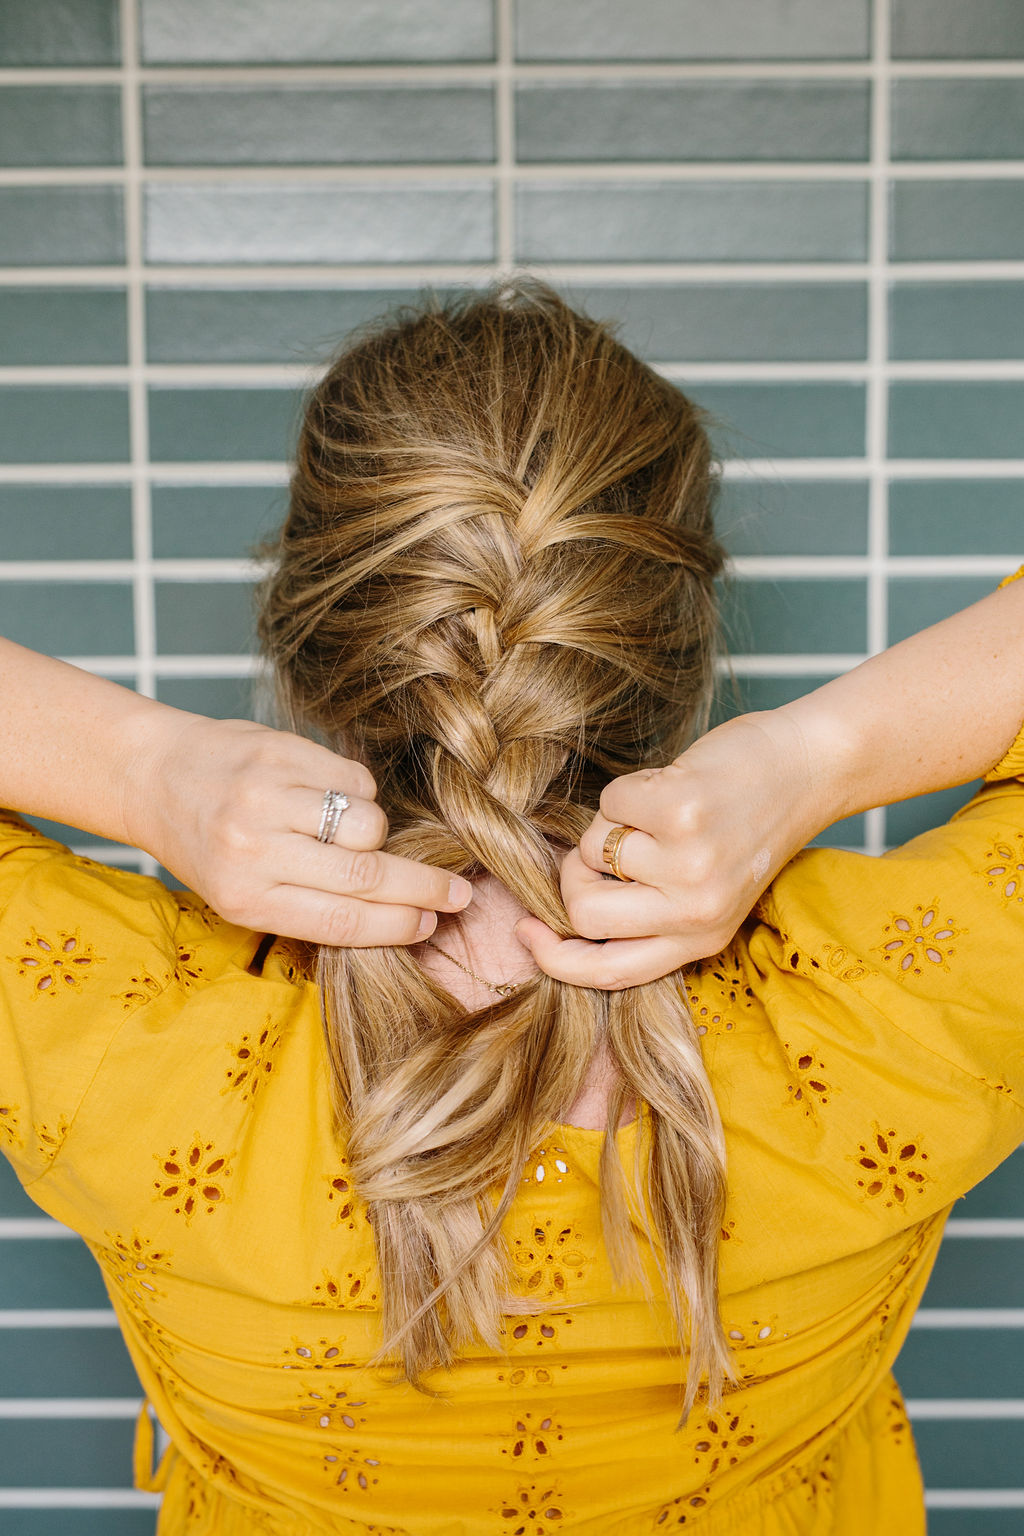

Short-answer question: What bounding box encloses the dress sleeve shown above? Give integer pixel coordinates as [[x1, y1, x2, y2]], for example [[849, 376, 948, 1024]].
[[0, 812, 244, 1187]]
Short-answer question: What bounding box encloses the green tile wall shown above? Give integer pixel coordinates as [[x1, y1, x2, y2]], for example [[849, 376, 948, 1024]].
[[2, 2, 1023, 1529]]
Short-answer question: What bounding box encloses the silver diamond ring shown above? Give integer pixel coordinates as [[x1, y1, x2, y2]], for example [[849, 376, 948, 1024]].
[[316, 789, 350, 844]]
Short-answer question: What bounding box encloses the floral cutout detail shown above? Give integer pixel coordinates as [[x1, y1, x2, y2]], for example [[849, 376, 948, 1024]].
[[510, 1222, 589, 1299], [173, 894, 222, 932], [100, 1231, 173, 1305], [725, 1315, 778, 1349], [311, 1268, 379, 1309], [498, 1315, 573, 1388], [324, 1445, 382, 1492], [783, 1046, 834, 1116], [979, 835, 1024, 907], [115, 972, 166, 1013], [298, 1381, 369, 1434], [0, 1102, 20, 1148], [885, 1385, 910, 1447], [153, 1135, 232, 1221], [719, 1219, 738, 1244], [877, 902, 961, 978], [174, 944, 206, 989], [282, 1336, 347, 1371], [35, 1116, 70, 1162], [501, 1411, 564, 1461], [222, 1018, 282, 1102], [701, 957, 757, 1013], [653, 1484, 714, 1526], [689, 1409, 757, 1478], [496, 1482, 568, 1534], [819, 944, 870, 984], [690, 1001, 739, 1039], [326, 1163, 365, 1230], [12, 928, 102, 997], [522, 1147, 572, 1186], [853, 1126, 929, 1207]]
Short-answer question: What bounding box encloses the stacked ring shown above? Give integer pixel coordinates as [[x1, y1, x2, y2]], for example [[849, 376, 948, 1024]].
[[316, 789, 350, 844], [602, 824, 637, 882]]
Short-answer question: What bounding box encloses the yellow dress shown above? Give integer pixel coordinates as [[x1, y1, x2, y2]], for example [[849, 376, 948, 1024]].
[[2, 631, 1024, 1534]]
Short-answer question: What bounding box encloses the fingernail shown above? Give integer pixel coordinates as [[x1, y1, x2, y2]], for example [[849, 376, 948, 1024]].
[[448, 876, 473, 908], [416, 910, 437, 941]]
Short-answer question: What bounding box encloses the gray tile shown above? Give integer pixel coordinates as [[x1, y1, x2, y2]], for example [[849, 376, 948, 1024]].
[[0, 1157, 36, 1216], [0, 1327, 140, 1398], [716, 480, 869, 555], [0, 485, 132, 559], [888, 575, 996, 646], [925, 1236, 1024, 1310], [0, 1237, 109, 1308], [0, 86, 121, 168], [891, 181, 1024, 261], [516, 0, 869, 61], [900, 1324, 1024, 1397], [885, 780, 982, 845], [917, 1420, 1024, 1489], [145, 182, 495, 265], [958, 1146, 1024, 1217], [517, 181, 867, 263], [151, 483, 285, 557], [143, 85, 494, 166], [148, 388, 298, 462], [0, 0, 120, 65], [889, 383, 1024, 460], [720, 577, 867, 654], [0, 1414, 134, 1487], [146, 285, 438, 364], [517, 81, 870, 163], [693, 383, 866, 459], [156, 675, 258, 719], [890, 282, 1024, 361], [571, 282, 867, 362], [0, 580, 133, 654], [892, 80, 1024, 162], [0, 388, 129, 463], [892, 0, 1024, 59], [140, 0, 494, 63], [0, 186, 124, 266], [154, 581, 256, 656], [928, 1516, 1024, 1536], [888, 480, 1024, 555], [0, 287, 127, 365], [2, 1514, 156, 1536]]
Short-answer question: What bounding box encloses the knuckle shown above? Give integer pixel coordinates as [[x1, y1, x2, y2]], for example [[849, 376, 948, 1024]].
[[320, 903, 362, 948], [344, 848, 382, 894]]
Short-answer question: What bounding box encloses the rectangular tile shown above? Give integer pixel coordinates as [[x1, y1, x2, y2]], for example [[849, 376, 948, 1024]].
[[720, 577, 867, 654], [0, 485, 132, 559], [0, 1415, 134, 1487], [517, 81, 870, 163], [155, 676, 259, 720], [0, 0, 120, 65], [885, 781, 982, 847], [3, 1515, 158, 1536], [890, 282, 1024, 361], [571, 282, 867, 362], [140, 0, 494, 63], [916, 1418, 1024, 1489], [0, 1326, 141, 1397], [889, 383, 1024, 460], [928, 1517, 1024, 1536], [693, 383, 866, 459], [0, 1157, 36, 1216], [925, 1237, 1024, 1309], [0, 580, 133, 654], [716, 479, 869, 556], [892, 0, 1024, 59], [892, 81, 1024, 162], [888, 481, 1024, 556], [516, 181, 867, 263], [146, 285, 432, 364], [148, 387, 298, 462], [0, 1237, 109, 1309], [154, 581, 257, 656], [0, 287, 127, 366], [0, 388, 129, 463], [898, 1326, 1024, 1398], [516, 0, 869, 61], [143, 85, 494, 166], [891, 181, 1024, 262], [145, 182, 495, 265], [957, 1146, 1024, 1218], [0, 86, 121, 168], [0, 187, 125, 266], [151, 484, 284, 557], [889, 575, 997, 644]]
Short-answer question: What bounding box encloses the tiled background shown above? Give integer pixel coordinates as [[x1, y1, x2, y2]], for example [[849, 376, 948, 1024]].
[[1, 0, 1023, 1530]]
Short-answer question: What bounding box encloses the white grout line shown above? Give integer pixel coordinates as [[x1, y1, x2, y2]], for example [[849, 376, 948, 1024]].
[[926, 1492, 1024, 1509], [0, 1311, 119, 1327], [908, 1401, 1024, 1418], [0, 1220, 76, 1238], [0, 1492, 161, 1508], [0, 1401, 144, 1418], [494, 0, 515, 274], [944, 1220, 1024, 1237], [913, 1311, 1024, 1328]]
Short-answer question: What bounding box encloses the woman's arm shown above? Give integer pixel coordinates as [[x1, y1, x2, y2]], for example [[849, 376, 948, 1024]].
[[0, 638, 471, 943], [518, 572, 1024, 988]]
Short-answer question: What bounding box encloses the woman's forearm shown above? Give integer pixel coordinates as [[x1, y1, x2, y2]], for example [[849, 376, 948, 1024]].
[[777, 573, 1024, 823]]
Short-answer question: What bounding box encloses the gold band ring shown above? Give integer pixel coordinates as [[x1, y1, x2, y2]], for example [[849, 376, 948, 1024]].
[[602, 824, 637, 882]]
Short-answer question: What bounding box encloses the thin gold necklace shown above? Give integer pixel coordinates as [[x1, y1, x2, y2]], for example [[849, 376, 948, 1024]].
[[423, 938, 520, 998]]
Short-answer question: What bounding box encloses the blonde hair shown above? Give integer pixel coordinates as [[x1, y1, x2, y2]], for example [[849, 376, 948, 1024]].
[[258, 280, 730, 1412]]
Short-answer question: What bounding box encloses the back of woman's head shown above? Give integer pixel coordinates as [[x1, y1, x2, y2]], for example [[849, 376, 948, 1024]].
[[258, 279, 730, 1412]]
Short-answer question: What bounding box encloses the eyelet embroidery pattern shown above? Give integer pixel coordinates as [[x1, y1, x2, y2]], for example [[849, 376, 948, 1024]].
[[327, 1163, 367, 1231], [496, 1482, 569, 1534], [498, 1315, 573, 1388], [0, 1102, 20, 1148], [100, 1231, 173, 1305], [725, 1315, 779, 1349], [510, 1222, 590, 1299], [283, 1336, 348, 1371], [653, 1483, 713, 1526], [153, 1135, 233, 1222], [690, 1408, 757, 1478], [820, 944, 870, 984], [35, 1115, 70, 1162], [522, 1147, 572, 1186], [979, 835, 1024, 907], [311, 1268, 380, 1310], [853, 1126, 929, 1207], [782, 1047, 834, 1117], [877, 903, 961, 978], [222, 1018, 282, 1103], [12, 928, 102, 997], [691, 1002, 739, 1039], [501, 1410, 564, 1461], [323, 1445, 382, 1493], [115, 971, 166, 1012], [701, 959, 758, 1015]]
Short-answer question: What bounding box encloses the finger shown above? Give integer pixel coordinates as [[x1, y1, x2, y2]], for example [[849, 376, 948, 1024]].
[[515, 917, 688, 990], [282, 836, 473, 913], [286, 736, 377, 802], [559, 847, 675, 940], [577, 813, 660, 883], [289, 787, 388, 850], [259, 886, 436, 948]]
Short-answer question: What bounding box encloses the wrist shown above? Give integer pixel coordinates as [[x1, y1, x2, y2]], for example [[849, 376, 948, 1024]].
[[761, 696, 863, 832], [116, 694, 205, 858]]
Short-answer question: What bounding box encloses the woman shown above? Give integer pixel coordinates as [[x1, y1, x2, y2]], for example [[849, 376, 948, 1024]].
[[0, 281, 1022, 1535]]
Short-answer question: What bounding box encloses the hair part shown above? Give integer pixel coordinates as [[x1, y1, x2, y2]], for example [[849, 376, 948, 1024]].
[[257, 278, 731, 1415]]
